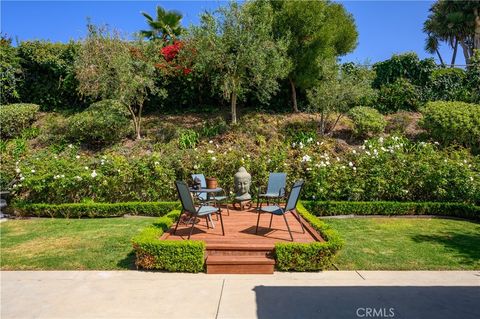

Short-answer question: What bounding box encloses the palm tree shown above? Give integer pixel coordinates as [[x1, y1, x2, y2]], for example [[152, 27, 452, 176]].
[[140, 6, 183, 42], [424, 31, 445, 66]]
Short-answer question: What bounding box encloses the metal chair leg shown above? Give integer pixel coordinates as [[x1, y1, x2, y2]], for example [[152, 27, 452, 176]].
[[269, 213, 273, 228], [218, 210, 225, 236], [282, 213, 293, 241], [187, 213, 198, 240], [174, 210, 184, 235], [255, 211, 261, 234], [206, 216, 210, 229]]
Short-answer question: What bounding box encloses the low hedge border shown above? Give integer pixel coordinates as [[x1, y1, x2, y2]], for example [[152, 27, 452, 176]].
[[13, 201, 181, 218], [302, 201, 480, 221], [131, 210, 206, 272], [274, 202, 344, 271]]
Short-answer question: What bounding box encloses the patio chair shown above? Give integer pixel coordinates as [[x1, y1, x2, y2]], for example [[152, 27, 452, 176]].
[[191, 173, 230, 215], [256, 172, 287, 208], [255, 180, 305, 241], [174, 180, 225, 239]]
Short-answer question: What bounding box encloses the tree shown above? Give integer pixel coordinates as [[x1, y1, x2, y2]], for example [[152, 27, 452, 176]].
[[140, 5, 183, 42], [424, 1, 480, 65], [190, 1, 290, 124], [75, 24, 157, 140], [268, 0, 358, 112], [0, 34, 22, 104], [307, 62, 375, 135], [424, 32, 446, 66]]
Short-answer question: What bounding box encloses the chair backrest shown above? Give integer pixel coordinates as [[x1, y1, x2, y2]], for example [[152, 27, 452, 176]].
[[285, 180, 304, 211], [191, 174, 207, 200], [175, 180, 196, 213], [266, 172, 287, 196]]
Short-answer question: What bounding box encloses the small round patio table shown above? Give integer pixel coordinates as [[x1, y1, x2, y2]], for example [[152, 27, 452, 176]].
[[188, 187, 224, 228]]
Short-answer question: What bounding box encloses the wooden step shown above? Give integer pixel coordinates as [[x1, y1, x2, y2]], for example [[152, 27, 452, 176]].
[[206, 255, 275, 274], [206, 243, 274, 257]]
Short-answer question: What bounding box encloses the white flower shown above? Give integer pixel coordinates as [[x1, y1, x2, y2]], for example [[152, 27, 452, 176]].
[[211, 156, 217, 161], [348, 162, 354, 167], [193, 164, 198, 170], [20, 176, 25, 181], [366, 151, 371, 156], [31, 169, 36, 173], [207, 150, 214, 154], [434, 141, 439, 145], [209, 140, 213, 144], [336, 157, 340, 161], [326, 161, 330, 166], [352, 167, 357, 171], [247, 154, 250, 158], [85, 166, 89, 170], [91, 170, 97, 178], [352, 150, 356, 154], [117, 169, 121, 173], [75, 176, 82, 181], [341, 166, 346, 169], [463, 160, 467, 164], [154, 161, 159, 165], [68, 144, 73, 148], [15, 168, 21, 173], [60, 174, 65, 178], [470, 177, 474, 181], [316, 141, 320, 146], [76, 155, 80, 159], [301, 155, 311, 162], [292, 142, 296, 148], [360, 145, 365, 150], [379, 137, 384, 144], [307, 137, 313, 143], [306, 167, 312, 171]]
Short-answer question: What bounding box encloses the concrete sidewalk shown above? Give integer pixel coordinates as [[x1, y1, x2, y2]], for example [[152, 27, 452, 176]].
[[1, 271, 479, 319]]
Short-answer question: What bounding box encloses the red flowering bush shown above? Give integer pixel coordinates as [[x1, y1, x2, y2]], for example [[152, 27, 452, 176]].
[[157, 41, 193, 76]]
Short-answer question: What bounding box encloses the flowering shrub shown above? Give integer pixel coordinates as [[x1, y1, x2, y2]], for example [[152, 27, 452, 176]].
[[3, 134, 479, 205], [156, 41, 193, 76]]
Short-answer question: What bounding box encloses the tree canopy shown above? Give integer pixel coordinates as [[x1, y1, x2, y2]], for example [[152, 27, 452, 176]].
[[140, 5, 184, 43], [190, 1, 290, 124], [268, 0, 358, 112]]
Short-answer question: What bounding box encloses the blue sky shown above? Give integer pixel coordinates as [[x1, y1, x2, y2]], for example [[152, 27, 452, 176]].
[[0, 0, 465, 65]]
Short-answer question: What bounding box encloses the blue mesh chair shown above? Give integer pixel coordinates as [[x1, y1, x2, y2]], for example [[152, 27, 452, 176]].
[[255, 180, 305, 241], [174, 180, 225, 239], [257, 173, 287, 208], [191, 173, 230, 215]]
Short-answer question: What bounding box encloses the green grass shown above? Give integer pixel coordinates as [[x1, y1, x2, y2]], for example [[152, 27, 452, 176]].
[[0, 217, 155, 270], [324, 217, 480, 270]]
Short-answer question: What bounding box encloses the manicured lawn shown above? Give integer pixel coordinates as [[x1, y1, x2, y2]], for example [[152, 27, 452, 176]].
[[324, 217, 480, 270], [0, 217, 155, 270]]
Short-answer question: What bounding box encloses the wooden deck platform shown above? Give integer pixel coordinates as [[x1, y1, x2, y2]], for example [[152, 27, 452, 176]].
[[162, 205, 323, 274]]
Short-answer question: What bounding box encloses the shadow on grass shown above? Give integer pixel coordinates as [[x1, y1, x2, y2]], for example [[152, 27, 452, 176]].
[[411, 232, 480, 265], [117, 250, 137, 270]]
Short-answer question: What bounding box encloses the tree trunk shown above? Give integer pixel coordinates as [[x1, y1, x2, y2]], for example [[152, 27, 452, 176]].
[[451, 38, 458, 67], [436, 48, 445, 66], [319, 110, 325, 136], [126, 104, 141, 140], [231, 92, 237, 124], [289, 77, 299, 113], [459, 40, 471, 65]]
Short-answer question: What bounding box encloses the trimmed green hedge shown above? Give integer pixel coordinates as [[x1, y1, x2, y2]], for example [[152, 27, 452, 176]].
[[302, 201, 480, 221], [274, 202, 344, 271], [14, 201, 180, 218], [132, 210, 205, 272]]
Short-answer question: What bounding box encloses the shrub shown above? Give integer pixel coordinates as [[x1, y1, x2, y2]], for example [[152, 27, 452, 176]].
[[13, 201, 180, 218], [372, 52, 436, 88], [283, 120, 318, 145], [66, 100, 132, 146], [132, 210, 206, 272], [0, 104, 40, 138], [17, 41, 86, 111], [275, 202, 343, 271], [348, 106, 386, 137], [420, 101, 480, 152], [0, 36, 22, 104], [302, 201, 480, 221], [200, 117, 228, 138], [427, 68, 469, 102], [466, 50, 480, 103], [376, 78, 422, 113], [178, 129, 199, 149]]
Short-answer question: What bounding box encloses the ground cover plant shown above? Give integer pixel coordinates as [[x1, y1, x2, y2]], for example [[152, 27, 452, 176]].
[[0, 217, 155, 270], [323, 217, 480, 270]]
